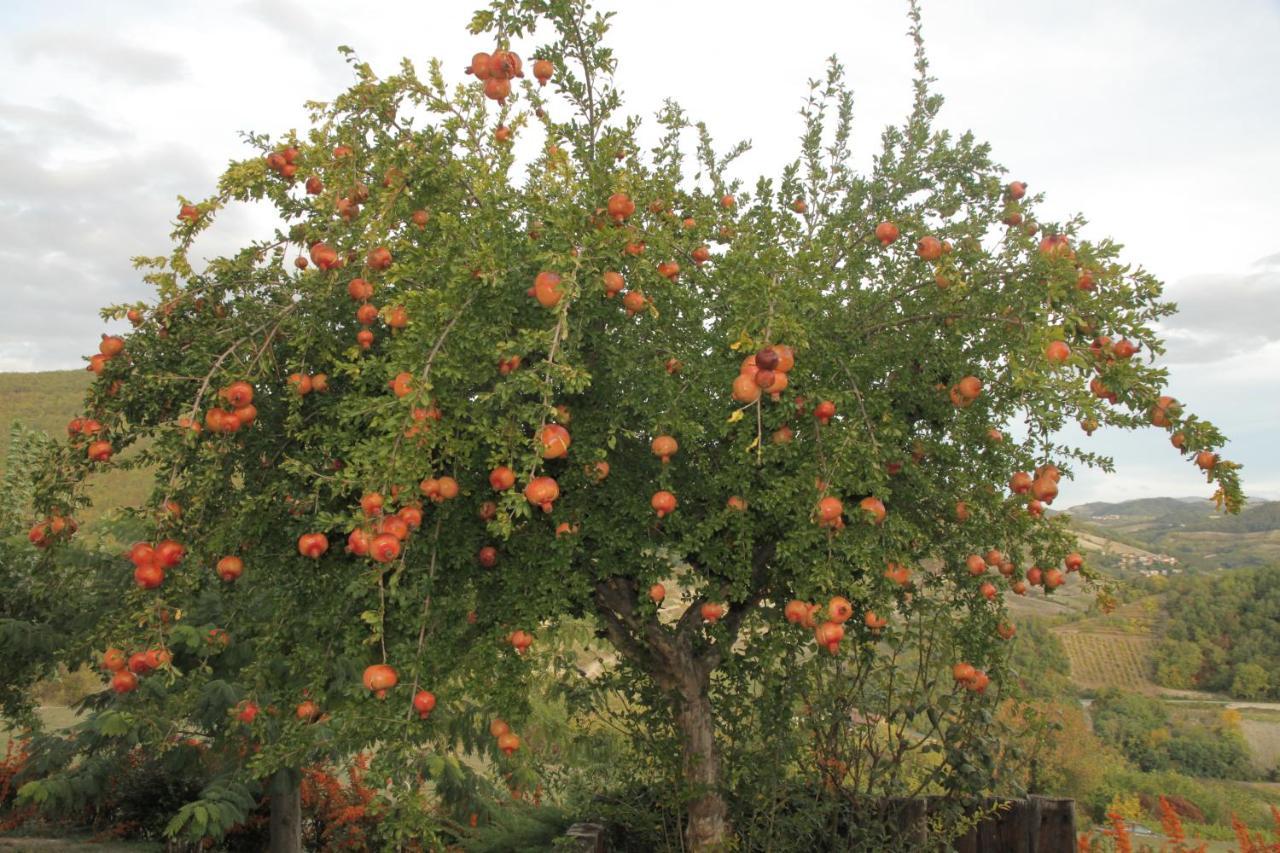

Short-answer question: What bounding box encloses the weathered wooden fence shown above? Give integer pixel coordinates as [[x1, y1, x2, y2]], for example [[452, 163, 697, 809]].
[[563, 795, 1077, 852]]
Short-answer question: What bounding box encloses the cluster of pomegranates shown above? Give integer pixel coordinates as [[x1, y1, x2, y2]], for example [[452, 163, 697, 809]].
[[27, 510, 77, 549], [948, 375, 983, 409], [783, 596, 884, 655], [961, 546, 1084, 596], [732, 343, 795, 404], [196, 380, 258, 435], [952, 662, 990, 693], [128, 538, 186, 590], [264, 145, 301, 180], [87, 334, 125, 376], [65, 414, 113, 463], [101, 645, 170, 694], [489, 718, 521, 755], [813, 493, 886, 531], [465, 47, 527, 103], [358, 664, 437, 719], [1008, 462, 1061, 519]]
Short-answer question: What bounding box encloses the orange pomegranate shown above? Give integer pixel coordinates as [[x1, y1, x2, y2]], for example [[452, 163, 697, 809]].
[[651, 434, 678, 463], [651, 490, 677, 518], [362, 664, 398, 699], [524, 477, 560, 513]]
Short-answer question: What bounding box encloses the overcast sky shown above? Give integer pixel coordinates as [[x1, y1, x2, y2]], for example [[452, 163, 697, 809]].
[[2, 0, 1277, 507]]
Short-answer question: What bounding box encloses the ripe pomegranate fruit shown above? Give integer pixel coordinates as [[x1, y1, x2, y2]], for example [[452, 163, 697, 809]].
[[732, 373, 761, 403], [816, 621, 844, 653], [816, 496, 844, 528], [602, 271, 625, 297], [362, 664, 398, 698], [701, 602, 725, 623], [533, 271, 564, 308], [874, 221, 900, 246], [651, 490, 677, 518], [370, 533, 401, 563], [1112, 339, 1138, 360], [859, 497, 886, 525], [539, 424, 571, 458], [1009, 472, 1032, 494], [490, 466, 516, 491], [508, 630, 533, 654], [606, 192, 635, 222], [298, 533, 329, 559], [533, 58, 553, 85], [134, 563, 164, 589], [828, 596, 853, 623], [884, 562, 911, 586], [622, 290, 647, 316], [413, 690, 436, 719], [216, 556, 243, 582], [651, 434, 678, 463], [649, 583, 666, 603], [102, 648, 127, 672], [1031, 476, 1058, 503], [916, 236, 943, 261], [524, 477, 560, 513]]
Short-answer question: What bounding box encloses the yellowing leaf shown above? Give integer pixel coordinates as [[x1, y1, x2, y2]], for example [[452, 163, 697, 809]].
[[727, 409, 745, 424], [745, 435, 760, 452]]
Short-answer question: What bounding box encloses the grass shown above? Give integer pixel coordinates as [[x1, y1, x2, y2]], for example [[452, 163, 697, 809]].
[[0, 706, 83, 757], [0, 371, 153, 523]]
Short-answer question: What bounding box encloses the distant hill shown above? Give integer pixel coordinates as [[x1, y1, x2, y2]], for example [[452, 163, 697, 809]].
[[1060, 496, 1280, 571], [0, 370, 151, 522]]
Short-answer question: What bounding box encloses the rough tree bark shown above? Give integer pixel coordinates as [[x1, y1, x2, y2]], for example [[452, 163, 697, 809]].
[[672, 662, 730, 850], [268, 767, 302, 853], [593, 544, 773, 852]]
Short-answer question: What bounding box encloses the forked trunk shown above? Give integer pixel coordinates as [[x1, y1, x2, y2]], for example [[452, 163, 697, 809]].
[[673, 671, 730, 851], [268, 767, 302, 853]]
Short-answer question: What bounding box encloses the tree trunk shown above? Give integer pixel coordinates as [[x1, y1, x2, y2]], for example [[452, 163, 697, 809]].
[[268, 767, 302, 853], [673, 671, 730, 851]]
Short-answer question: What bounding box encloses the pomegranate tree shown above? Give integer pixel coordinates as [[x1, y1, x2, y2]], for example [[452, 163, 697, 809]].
[[12, 0, 1243, 850]]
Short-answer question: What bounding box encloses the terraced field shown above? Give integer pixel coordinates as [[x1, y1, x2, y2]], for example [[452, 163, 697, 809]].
[[1054, 631, 1157, 690]]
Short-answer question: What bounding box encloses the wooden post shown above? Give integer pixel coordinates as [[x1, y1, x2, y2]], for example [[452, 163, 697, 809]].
[[563, 822, 606, 852], [1031, 796, 1077, 853]]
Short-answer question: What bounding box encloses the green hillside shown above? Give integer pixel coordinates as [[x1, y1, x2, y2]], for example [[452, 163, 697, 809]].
[[0, 370, 152, 522], [1062, 496, 1280, 571]]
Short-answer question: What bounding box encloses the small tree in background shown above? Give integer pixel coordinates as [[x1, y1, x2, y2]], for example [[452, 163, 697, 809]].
[[10, 0, 1243, 849]]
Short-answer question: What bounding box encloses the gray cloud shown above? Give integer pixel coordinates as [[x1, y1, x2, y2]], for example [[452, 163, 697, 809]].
[[0, 102, 212, 369], [1157, 254, 1280, 365], [13, 31, 189, 86], [237, 0, 352, 84]]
